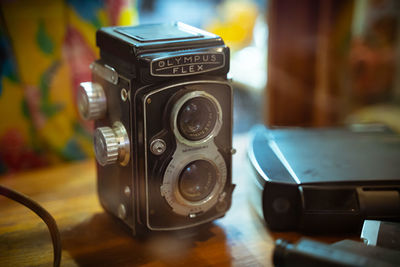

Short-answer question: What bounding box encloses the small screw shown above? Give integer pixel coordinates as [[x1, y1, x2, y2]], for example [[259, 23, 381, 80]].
[[230, 148, 237, 155], [118, 204, 126, 219], [111, 75, 115, 81], [219, 191, 227, 202], [124, 186, 131, 197], [150, 139, 166, 155], [216, 201, 228, 212], [121, 88, 128, 101], [147, 98, 152, 104]]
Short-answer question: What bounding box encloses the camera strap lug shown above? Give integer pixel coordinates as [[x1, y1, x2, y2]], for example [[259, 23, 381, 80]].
[[90, 62, 119, 85]]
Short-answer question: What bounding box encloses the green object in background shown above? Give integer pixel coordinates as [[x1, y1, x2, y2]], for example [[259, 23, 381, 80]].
[[36, 20, 54, 55]]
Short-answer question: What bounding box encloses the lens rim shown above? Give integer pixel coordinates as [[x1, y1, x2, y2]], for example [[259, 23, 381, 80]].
[[161, 152, 227, 216], [174, 158, 220, 207], [178, 159, 218, 202], [171, 91, 222, 146], [177, 97, 217, 141]]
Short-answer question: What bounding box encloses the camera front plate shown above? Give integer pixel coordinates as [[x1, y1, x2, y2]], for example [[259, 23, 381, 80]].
[[142, 80, 233, 230]]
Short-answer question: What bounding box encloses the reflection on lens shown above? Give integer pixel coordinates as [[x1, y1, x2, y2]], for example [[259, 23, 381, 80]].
[[179, 160, 218, 202], [177, 97, 217, 141]]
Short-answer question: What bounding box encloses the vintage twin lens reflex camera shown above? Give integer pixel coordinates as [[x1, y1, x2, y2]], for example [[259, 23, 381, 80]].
[[77, 22, 235, 235]]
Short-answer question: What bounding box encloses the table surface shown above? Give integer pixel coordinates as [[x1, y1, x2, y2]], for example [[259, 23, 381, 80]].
[[0, 135, 356, 267]]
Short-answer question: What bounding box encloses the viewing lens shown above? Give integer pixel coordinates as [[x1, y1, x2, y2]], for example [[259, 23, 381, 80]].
[[177, 97, 217, 141], [179, 160, 218, 202]]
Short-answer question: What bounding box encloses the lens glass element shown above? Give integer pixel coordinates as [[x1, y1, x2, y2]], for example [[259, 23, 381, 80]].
[[179, 160, 218, 202], [177, 97, 217, 141]]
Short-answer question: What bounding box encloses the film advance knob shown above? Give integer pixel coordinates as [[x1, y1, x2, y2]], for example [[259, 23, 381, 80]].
[[94, 122, 130, 166], [77, 82, 107, 120], [94, 127, 119, 166]]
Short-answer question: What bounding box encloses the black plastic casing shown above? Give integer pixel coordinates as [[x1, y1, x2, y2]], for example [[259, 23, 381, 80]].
[[94, 22, 234, 235], [248, 125, 400, 233]]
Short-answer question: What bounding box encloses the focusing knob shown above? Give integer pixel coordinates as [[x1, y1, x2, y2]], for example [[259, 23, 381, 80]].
[[94, 127, 118, 166], [77, 82, 107, 120], [94, 122, 130, 166]]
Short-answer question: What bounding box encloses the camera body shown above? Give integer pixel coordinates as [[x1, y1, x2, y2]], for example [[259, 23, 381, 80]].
[[77, 22, 234, 235]]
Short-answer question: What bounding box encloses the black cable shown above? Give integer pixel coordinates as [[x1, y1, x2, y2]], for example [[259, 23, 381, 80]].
[[0, 184, 61, 267]]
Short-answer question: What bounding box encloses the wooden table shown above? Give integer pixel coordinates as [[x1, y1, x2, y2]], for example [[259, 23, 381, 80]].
[[0, 135, 356, 266]]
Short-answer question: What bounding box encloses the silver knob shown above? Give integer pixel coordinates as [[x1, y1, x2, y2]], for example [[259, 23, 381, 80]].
[[77, 82, 106, 120], [94, 127, 118, 166], [94, 121, 130, 166]]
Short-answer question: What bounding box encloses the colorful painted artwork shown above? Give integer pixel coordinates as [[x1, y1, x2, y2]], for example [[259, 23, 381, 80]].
[[0, 0, 137, 174]]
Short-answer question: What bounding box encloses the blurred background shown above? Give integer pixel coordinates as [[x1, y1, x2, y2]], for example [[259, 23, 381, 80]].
[[0, 0, 399, 175]]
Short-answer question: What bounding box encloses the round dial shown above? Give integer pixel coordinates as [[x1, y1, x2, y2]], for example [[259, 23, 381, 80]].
[[94, 127, 119, 166], [93, 122, 130, 166], [77, 82, 107, 120]]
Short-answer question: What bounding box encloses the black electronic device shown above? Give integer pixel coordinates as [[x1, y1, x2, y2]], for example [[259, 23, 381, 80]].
[[77, 22, 234, 235], [273, 238, 400, 267], [361, 220, 400, 250], [248, 125, 400, 232]]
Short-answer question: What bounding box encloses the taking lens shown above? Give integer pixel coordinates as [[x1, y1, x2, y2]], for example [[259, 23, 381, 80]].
[[177, 97, 217, 141], [178, 160, 218, 202]]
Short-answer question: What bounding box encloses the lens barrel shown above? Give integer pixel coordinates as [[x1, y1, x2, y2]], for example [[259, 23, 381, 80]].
[[177, 97, 217, 141], [179, 160, 218, 202], [172, 91, 222, 146]]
